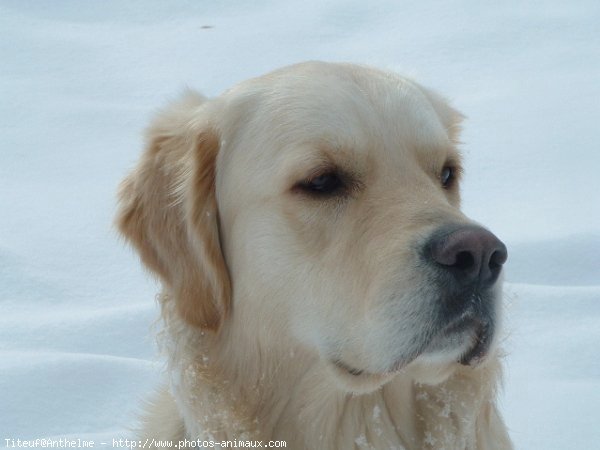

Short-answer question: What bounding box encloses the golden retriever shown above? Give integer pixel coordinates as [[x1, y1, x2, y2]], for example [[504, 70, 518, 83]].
[[116, 62, 512, 449]]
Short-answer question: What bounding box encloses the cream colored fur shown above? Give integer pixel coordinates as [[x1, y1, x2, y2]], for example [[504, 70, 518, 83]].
[[117, 62, 512, 449]]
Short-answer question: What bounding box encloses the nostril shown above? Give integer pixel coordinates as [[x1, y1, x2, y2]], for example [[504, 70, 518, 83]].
[[455, 251, 475, 272], [489, 252, 502, 270], [490, 246, 508, 267], [488, 245, 508, 275]]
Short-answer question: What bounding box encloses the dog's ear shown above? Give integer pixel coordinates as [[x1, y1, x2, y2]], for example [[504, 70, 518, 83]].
[[116, 93, 230, 331]]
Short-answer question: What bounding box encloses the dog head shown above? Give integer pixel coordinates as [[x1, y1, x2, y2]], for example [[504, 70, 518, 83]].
[[117, 62, 507, 393]]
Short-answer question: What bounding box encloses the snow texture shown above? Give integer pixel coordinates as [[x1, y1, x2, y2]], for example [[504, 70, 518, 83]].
[[1, 1, 599, 448]]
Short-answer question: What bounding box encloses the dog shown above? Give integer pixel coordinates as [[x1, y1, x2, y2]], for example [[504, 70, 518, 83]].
[[116, 61, 512, 449]]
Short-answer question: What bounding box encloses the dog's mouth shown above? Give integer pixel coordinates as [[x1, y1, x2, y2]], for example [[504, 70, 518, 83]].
[[331, 354, 415, 379], [327, 358, 399, 394], [332, 313, 493, 379], [435, 313, 494, 366], [457, 318, 493, 365], [332, 360, 367, 377]]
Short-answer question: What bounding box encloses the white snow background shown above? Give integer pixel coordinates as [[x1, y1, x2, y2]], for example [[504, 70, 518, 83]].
[[1, 1, 599, 448]]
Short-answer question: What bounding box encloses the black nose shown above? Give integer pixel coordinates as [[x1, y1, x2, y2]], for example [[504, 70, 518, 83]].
[[428, 225, 507, 288]]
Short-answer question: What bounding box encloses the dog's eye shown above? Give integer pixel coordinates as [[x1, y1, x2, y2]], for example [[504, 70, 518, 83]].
[[297, 172, 344, 196], [440, 166, 455, 189]]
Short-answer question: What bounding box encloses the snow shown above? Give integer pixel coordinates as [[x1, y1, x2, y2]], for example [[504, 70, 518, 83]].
[[1, 1, 598, 448]]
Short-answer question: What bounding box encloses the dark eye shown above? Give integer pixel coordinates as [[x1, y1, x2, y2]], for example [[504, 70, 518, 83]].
[[297, 172, 344, 196], [440, 166, 455, 189]]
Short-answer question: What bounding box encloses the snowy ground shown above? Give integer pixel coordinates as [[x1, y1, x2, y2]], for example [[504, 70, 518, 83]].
[[1, 1, 599, 448]]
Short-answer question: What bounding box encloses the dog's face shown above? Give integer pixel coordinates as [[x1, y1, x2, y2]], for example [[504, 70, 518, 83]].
[[118, 62, 507, 393], [215, 63, 506, 390]]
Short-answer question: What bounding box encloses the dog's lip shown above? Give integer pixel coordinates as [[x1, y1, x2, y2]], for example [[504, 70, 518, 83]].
[[440, 312, 481, 336], [331, 359, 405, 380], [415, 311, 493, 366], [332, 314, 492, 377], [332, 359, 366, 376], [332, 355, 414, 377], [459, 319, 492, 365], [437, 312, 492, 365]]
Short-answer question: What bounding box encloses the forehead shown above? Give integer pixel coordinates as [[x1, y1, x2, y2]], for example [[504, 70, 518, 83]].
[[217, 63, 455, 184]]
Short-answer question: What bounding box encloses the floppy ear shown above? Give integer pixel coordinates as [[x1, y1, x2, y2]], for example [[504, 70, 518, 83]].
[[116, 93, 230, 331]]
